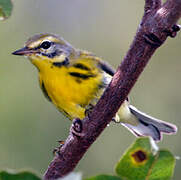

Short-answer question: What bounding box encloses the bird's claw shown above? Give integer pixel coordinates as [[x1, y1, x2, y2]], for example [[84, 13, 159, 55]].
[[85, 104, 94, 118], [71, 118, 85, 137], [52, 140, 65, 156], [165, 24, 180, 38]]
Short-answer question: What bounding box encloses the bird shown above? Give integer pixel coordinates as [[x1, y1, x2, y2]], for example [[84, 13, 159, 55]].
[[12, 33, 177, 141]]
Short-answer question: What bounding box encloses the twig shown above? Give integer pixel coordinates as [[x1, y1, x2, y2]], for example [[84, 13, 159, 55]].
[[44, 0, 181, 179]]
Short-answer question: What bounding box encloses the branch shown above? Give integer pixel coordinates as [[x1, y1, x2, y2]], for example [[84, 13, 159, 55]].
[[144, 0, 161, 13], [44, 0, 181, 179]]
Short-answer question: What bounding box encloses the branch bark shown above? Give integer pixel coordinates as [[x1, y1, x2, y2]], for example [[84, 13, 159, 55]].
[[44, 0, 181, 179]]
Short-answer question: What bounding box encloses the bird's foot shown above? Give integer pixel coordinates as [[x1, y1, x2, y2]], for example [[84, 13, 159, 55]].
[[164, 24, 180, 38], [71, 118, 85, 137], [53, 140, 65, 156], [85, 104, 95, 118]]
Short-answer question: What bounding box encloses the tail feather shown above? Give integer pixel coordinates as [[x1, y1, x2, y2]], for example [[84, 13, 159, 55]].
[[122, 105, 177, 141]]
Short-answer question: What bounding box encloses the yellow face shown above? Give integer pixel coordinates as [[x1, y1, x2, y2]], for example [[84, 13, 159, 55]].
[[12, 33, 75, 66]]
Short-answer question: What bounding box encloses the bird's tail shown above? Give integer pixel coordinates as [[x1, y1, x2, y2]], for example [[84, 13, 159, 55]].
[[120, 105, 177, 141]]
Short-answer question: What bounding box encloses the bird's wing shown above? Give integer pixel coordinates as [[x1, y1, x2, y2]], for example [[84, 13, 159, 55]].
[[98, 60, 129, 102], [98, 60, 115, 76]]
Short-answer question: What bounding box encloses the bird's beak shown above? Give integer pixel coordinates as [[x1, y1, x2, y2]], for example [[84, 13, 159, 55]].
[[12, 47, 38, 56]]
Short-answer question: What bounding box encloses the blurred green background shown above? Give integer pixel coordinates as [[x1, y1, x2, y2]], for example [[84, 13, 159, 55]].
[[0, 0, 181, 179]]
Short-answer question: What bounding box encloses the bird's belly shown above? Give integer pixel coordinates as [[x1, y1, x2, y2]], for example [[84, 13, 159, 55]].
[[39, 69, 104, 119]]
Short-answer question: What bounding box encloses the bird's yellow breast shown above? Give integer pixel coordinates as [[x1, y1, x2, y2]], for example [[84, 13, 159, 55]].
[[35, 58, 104, 120]]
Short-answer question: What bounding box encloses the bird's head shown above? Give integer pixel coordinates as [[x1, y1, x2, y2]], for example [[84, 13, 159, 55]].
[[12, 33, 76, 68]]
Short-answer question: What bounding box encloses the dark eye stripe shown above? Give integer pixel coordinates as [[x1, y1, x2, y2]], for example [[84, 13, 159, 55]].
[[73, 63, 91, 71], [41, 52, 57, 58]]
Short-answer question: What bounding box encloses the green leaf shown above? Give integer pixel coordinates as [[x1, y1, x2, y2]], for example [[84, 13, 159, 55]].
[[85, 174, 121, 180], [115, 137, 175, 180], [148, 150, 175, 180], [0, 170, 41, 180], [0, 0, 13, 20]]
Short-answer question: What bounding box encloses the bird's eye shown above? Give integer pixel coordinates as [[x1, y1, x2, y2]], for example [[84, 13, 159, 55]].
[[40, 41, 51, 49]]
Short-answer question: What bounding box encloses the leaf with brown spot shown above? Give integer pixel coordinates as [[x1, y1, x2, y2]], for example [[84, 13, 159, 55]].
[[115, 137, 175, 180]]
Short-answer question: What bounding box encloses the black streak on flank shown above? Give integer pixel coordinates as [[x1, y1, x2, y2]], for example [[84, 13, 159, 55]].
[[53, 57, 69, 67], [73, 63, 91, 71], [69, 72, 95, 79], [41, 82, 52, 102], [76, 79, 82, 84], [61, 109, 70, 118]]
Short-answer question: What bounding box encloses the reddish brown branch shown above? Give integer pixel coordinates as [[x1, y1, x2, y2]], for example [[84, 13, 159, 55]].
[[145, 0, 161, 13], [44, 0, 181, 179]]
